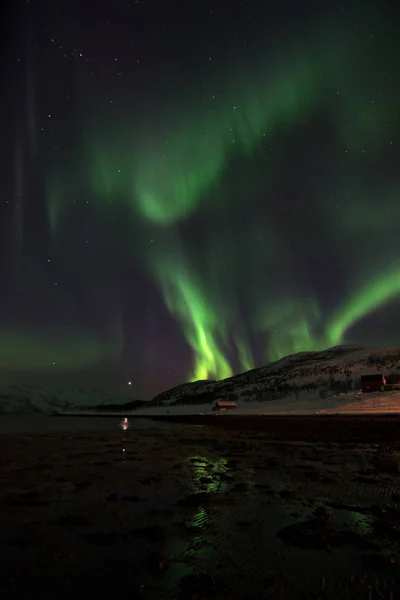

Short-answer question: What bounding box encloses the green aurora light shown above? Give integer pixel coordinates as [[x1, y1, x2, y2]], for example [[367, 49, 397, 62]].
[[0, 328, 122, 370], [327, 269, 400, 348], [40, 9, 400, 385], [153, 255, 233, 381]]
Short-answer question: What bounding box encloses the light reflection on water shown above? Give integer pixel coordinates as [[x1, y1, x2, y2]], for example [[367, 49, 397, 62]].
[[188, 455, 229, 494], [0, 414, 167, 434], [162, 456, 232, 564], [344, 510, 374, 535], [120, 417, 129, 431], [120, 419, 129, 464], [176, 455, 231, 566]]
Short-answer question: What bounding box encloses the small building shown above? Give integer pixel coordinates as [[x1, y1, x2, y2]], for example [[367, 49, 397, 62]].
[[360, 374, 386, 393], [212, 400, 237, 411]]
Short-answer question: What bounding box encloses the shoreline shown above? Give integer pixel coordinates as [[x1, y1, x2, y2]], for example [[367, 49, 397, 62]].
[[1, 423, 400, 598], [55, 412, 400, 443]]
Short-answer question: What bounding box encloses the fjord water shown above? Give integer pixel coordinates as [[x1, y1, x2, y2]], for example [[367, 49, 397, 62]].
[[0, 414, 165, 435]]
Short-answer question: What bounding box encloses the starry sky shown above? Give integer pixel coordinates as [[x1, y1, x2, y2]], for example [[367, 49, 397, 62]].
[[0, 0, 399, 399]]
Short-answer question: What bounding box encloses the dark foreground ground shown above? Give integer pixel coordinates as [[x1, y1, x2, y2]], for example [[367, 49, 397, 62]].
[[1, 418, 400, 599], [127, 413, 400, 444]]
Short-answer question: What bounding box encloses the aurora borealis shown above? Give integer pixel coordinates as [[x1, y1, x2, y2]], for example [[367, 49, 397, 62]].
[[1, 0, 399, 397]]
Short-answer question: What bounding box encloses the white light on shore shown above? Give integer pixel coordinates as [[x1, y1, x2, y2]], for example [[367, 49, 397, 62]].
[[128, 381, 132, 385]]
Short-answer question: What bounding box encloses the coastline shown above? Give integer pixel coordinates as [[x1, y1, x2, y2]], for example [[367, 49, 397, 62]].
[[56, 412, 400, 443], [1, 421, 400, 597]]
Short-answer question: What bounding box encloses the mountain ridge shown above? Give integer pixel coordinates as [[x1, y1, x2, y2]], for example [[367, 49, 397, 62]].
[[1, 345, 400, 414], [150, 344, 400, 407], [0, 385, 140, 415]]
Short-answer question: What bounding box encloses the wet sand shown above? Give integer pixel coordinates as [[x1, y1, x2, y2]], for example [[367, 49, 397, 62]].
[[122, 413, 400, 443], [1, 419, 400, 599]]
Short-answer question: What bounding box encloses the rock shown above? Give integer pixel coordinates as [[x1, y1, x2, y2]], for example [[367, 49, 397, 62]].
[[134, 525, 167, 543], [84, 531, 121, 545], [139, 476, 158, 485], [354, 476, 377, 484], [122, 494, 142, 502], [179, 572, 227, 598], [29, 462, 53, 471], [279, 489, 295, 499], [364, 551, 397, 570], [147, 552, 171, 575], [371, 504, 400, 522], [56, 513, 91, 527], [178, 492, 215, 507], [278, 519, 331, 550], [106, 493, 119, 501], [261, 574, 275, 588], [6, 535, 31, 547], [320, 476, 337, 483], [304, 471, 322, 482], [314, 506, 331, 518], [231, 482, 248, 493], [3, 490, 53, 507], [278, 517, 373, 551], [376, 456, 400, 474], [85, 524, 166, 546]]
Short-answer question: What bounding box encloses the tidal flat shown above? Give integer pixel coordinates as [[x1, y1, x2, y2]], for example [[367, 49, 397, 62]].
[[1, 420, 400, 599]]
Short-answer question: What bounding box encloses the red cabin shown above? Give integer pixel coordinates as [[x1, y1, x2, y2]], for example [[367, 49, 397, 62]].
[[360, 374, 386, 393], [212, 400, 237, 411]]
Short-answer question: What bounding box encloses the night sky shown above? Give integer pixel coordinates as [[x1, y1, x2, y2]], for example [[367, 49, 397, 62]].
[[1, 0, 399, 398]]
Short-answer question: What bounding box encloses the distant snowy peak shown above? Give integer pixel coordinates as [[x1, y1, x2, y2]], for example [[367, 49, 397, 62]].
[[151, 345, 400, 406], [0, 385, 135, 415]]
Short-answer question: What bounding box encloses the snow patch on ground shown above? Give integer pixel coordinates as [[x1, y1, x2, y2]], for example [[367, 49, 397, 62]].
[[220, 390, 400, 415], [96, 389, 400, 417], [80, 390, 400, 417]]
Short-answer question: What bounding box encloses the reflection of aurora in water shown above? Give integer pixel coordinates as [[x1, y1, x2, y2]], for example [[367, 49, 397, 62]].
[[184, 455, 230, 545], [158, 455, 232, 584], [345, 510, 374, 536], [188, 455, 229, 494], [148, 442, 399, 599]]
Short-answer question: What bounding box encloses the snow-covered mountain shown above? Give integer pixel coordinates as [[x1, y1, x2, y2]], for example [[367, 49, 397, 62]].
[[2, 345, 400, 415], [0, 385, 138, 415], [150, 345, 400, 407]]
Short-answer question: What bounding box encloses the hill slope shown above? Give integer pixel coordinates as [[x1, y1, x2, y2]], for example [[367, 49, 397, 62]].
[[150, 345, 400, 407]]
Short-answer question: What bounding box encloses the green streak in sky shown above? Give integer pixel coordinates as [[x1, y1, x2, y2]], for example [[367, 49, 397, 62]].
[[327, 269, 400, 346], [46, 177, 64, 235], [153, 256, 232, 381], [134, 128, 226, 225], [133, 34, 345, 225], [44, 22, 351, 231], [41, 8, 400, 386], [236, 336, 255, 373], [258, 299, 324, 361], [0, 328, 122, 370]]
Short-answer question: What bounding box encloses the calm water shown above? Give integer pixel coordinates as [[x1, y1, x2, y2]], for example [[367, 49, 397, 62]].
[[0, 414, 164, 435]]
